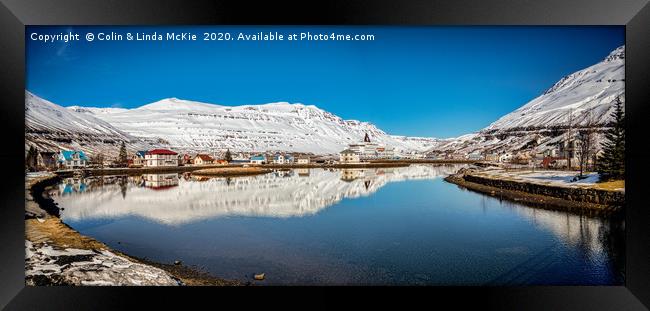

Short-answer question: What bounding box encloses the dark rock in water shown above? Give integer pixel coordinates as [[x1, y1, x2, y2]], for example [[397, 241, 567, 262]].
[[174, 260, 182, 265]]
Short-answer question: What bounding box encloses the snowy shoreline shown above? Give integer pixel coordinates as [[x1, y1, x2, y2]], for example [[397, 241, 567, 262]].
[[25, 172, 238, 286]]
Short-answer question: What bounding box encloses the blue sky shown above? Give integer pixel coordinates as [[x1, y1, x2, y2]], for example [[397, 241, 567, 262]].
[[26, 26, 624, 138]]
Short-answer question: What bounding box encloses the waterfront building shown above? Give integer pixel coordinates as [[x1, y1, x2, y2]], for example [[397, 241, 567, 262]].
[[250, 155, 267, 165], [145, 149, 179, 167], [58, 150, 88, 169], [339, 149, 361, 164], [131, 151, 147, 167], [193, 154, 214, 165]]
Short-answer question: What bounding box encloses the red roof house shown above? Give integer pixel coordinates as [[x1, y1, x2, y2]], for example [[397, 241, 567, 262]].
[[146, 149, 178, 155]]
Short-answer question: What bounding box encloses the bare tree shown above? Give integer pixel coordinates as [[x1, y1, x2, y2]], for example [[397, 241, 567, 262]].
[[577, 111, 597, 177], [91, 153, 105, 168], [565, 109, 574, 170]]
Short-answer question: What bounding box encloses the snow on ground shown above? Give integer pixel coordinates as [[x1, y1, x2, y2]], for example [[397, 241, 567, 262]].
[[25, 240, 181, 286], [478, 169, 620, 190], [26, 172, 55, 179]]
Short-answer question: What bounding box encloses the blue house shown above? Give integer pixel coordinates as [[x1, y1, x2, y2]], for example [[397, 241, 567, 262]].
[[250, 155, 267, 165], [58, 150, 89, 169]]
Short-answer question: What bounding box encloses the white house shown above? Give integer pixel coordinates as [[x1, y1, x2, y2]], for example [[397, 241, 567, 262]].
[[467, 152, 483, 161], [144, 149, 179, 167], [58, 150, 88, 169], [193, 154, 214, 165], [339, 149, 360, 164], [272, 154, 287, 164], [485, 153, 499, 161], [297, 156, 310, 164]]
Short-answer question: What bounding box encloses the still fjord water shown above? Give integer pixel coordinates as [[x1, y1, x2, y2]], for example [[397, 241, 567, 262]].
[[52, 165, 624, 285]]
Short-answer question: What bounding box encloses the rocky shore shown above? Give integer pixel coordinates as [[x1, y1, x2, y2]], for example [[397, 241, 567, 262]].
[[444, 167, 624, 215], [25, 173, 241, 286]]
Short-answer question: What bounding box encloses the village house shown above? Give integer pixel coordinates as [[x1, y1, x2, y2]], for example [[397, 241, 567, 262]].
[[272, 154, 287, 164], [193, 154, 214, 165], [296, 156, 310, 164], [425, 153, 439, 160], [272, 154, 294, 164], [484, 153, 499, 162], [58, 150, 88, 169], [339, 149, 361, 164], [37, 151, 58, 171], [250, 155, 267, 165], [214, 159, 228, 165], [466, 151, 483, 161], [541, 156, 565, 169], [512, 152, 532, 165], [131, 151, 147, 167], [498, 152, 513, 163], [144, 149, 179, 167], [445, 152, 465, 160], [178, 154, 193, 166]]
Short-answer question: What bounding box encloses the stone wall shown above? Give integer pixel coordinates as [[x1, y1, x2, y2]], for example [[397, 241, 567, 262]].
[[462, 173, 624, 206]]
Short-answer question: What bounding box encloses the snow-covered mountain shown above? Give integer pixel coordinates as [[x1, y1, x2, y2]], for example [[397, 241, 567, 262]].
[[26, 45, 624, 159], [430, 45, 625, 156], [26, 92, 441, 156], [485, 45, 624, 132], [25, 91, 152, 156], [66, 98, 441, 155]]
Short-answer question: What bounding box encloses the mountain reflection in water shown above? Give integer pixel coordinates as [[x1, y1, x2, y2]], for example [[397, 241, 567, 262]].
[[55, 165, 462, 225]]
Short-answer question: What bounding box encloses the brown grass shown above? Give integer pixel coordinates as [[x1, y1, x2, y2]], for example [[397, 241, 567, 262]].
[[26, 217, 109, 250], [594, 179, 625, 191]]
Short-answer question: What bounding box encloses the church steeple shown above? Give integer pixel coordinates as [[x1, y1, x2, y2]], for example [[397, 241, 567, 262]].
[[363, 133, 371, 143]]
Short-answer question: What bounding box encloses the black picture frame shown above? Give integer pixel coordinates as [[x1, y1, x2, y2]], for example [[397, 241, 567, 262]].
[[1, 0, 649, 309]]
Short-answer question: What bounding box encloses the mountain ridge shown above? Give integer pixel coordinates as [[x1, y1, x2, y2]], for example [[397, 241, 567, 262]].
[[25, 45, 624, 159]]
